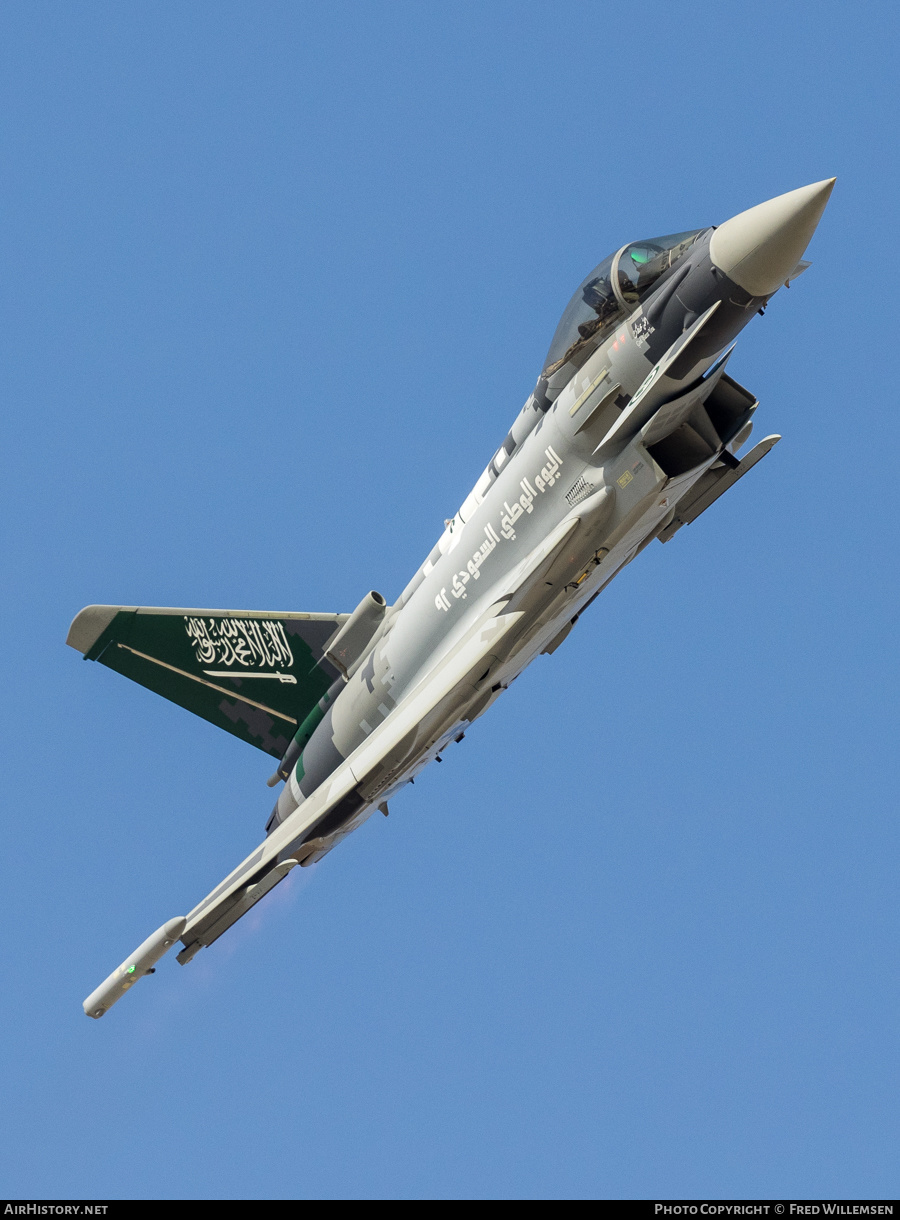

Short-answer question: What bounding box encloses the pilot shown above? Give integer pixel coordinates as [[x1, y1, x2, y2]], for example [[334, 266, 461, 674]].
[[575, 275, 615, 336]]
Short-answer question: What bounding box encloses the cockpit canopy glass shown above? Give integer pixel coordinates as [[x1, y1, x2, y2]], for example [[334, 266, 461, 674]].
[[540, 229, 704, 381]]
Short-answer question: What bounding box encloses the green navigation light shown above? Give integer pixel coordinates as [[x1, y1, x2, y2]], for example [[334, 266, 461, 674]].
[[126, 965, 136, 974]]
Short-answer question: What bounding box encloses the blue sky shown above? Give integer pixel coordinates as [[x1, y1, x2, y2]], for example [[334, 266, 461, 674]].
[[2, 0, 898, 1200]]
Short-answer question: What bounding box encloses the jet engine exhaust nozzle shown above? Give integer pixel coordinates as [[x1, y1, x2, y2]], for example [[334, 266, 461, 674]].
[[709, 179, 835, 297]]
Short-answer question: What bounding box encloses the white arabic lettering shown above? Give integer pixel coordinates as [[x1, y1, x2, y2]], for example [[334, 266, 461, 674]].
[[184, 617, 295, 669], [437, 447, 565, 607]]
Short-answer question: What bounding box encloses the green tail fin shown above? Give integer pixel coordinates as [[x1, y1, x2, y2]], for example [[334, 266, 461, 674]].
[[67, 605, 348, 758]]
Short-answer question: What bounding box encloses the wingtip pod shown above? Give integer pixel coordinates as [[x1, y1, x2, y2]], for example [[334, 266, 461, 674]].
[[82, 916, 187, 1019]]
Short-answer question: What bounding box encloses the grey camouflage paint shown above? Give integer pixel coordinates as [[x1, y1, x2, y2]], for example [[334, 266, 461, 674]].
[[268, 227, 762, 840]]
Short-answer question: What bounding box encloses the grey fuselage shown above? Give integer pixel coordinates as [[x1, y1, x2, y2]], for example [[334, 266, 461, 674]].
[[270, 228, 766, 856]]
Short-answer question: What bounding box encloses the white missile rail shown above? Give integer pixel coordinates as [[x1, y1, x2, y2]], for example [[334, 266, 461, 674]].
[[82, 916, 187, 1019]]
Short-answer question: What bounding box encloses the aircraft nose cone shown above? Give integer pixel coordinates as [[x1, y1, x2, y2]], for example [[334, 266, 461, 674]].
[[709, 179, 835, 296]]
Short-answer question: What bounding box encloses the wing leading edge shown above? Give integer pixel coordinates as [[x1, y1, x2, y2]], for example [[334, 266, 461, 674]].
[[82, 594, 531, 1015], [80, 518, 586, 1013]]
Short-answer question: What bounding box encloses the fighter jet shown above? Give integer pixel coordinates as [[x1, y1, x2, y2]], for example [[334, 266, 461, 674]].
[[72, 179, 834, 1017]]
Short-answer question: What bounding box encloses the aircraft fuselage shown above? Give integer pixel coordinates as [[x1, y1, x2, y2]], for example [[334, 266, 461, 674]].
[[269, 223, 776, 858], [77, 181, 837, 1014]]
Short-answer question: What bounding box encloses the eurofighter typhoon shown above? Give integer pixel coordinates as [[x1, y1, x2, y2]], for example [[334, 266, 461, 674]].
[[73, 180, 834, 1017]]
